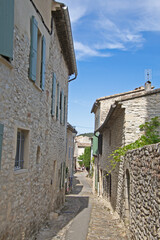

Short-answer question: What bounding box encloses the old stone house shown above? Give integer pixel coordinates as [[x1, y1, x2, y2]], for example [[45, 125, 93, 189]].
[[91, 85, 147, 194], [91, 83, 160, 239], [66, 123, 77, 192], [74, 135, 92, 169], [0, 0, 77, 239]]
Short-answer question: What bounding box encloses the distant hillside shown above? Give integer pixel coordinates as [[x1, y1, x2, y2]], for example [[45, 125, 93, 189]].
[[77, 132, 94, 138]]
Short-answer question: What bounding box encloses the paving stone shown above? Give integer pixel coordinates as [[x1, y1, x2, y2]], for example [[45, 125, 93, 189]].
[[31, 172, 129, 240]]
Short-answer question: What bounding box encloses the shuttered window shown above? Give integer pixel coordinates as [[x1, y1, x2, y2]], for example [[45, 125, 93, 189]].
[[29, 16, 38, 82], [63, 96, 66, 125], [29, 16, 46, 90], [51, 73, 56, 116], [0, 0, 14, 61], [60, 90, 64, 124], [56, 83, 60, 120], [40, 35, 46, 90], [0, 124, 4, 169]]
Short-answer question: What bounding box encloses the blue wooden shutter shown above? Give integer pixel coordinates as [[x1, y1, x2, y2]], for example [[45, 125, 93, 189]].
[[60, 90, 64, 124], [63, 96, 66, 125], [0, 124, 4, 169], [29, 16, 38, 82], [56, 83, 60, 120], [51, 73, 56, 116], [41, 35, 46, 90], [0, 0, 14, 60]]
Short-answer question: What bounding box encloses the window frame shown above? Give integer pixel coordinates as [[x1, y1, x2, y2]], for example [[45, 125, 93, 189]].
[[14, 128, 30, 171]]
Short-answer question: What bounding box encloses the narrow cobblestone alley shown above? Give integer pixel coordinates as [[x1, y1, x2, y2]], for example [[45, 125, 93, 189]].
[[34, 172, 129, 240]]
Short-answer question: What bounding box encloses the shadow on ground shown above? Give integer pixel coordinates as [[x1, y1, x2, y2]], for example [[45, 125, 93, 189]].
[[34, 175, 90, 240]]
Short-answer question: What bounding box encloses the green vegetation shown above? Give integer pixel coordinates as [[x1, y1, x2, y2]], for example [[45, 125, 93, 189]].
[[78, 146, 91, 171], [108, 117, 160, 173], [77, 132, 93, 138]]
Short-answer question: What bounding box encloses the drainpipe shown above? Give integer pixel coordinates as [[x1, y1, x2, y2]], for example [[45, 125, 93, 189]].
[[68, 73, 77, 83]]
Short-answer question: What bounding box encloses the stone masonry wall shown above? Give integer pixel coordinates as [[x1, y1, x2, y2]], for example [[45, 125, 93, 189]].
[[122, 144, 160, 240], [122, 93, 160, 145], [0, 4, 68, 240], [99, 108, 125, 209]]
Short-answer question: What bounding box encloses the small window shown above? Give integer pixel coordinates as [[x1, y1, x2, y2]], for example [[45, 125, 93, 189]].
[[60, 90, 64, 124], [63, 96, 66, 125], [15, 129, 29, 170], [36, 146, 41, 164], [56, 83, 60, 120], [98, 134, 103, 155], [51, 73, 56, 117]]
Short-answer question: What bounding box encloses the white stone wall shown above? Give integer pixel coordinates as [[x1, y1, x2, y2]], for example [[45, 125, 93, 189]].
[[0, 1, 69, 239]]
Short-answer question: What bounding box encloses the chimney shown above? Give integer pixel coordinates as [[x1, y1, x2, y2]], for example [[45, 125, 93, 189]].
[[145, 81, 151, 91]]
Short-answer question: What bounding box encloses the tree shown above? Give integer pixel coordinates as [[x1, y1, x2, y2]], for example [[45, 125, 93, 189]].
[[83, 147, 91, 171], [78, 146, 91, 171]]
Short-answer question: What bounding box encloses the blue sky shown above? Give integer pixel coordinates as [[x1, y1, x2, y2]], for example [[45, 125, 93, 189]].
[[62, 0, 160, 134]]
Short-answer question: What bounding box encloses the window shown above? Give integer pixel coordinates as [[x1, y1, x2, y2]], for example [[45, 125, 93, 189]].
[[63, 96, 66, 125], [15, 129, 29, 170], [29, 16, 46, 90], [51, 73, 56, 116], [98, 134, 103, 155], [36, 146, 41, 164], [0, 124, 4, 169], [0, 0, 14, 61], [56, 83, 60, 120], [60, 90, 64, 124]]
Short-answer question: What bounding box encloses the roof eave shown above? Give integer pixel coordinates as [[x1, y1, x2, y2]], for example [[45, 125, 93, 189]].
[[52, 1, 77, 79]]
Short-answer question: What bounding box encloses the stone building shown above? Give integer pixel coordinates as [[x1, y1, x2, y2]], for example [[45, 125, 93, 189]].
[[91, 85, 147, 195], [0, 0, 77, 239], [91, 82, 160, 239], [74, 135, 92, 168], [66, 123, 77, 192]]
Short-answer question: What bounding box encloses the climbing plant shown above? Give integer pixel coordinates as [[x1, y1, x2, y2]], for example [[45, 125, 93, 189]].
[[108, 116, 160, 173]]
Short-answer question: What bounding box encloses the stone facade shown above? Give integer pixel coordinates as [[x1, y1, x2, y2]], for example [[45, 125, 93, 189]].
[[91, 86, 145, 130], [0, 1, 76, 239], [66, 123, 77, 192], [120, 144, 160, 240], [92, 85, 160, 239]]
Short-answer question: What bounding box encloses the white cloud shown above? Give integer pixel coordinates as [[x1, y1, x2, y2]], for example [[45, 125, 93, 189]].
[[62, 0, 160, 60], [74, 41, 112, 60]]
